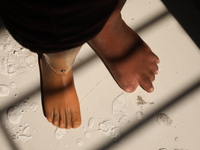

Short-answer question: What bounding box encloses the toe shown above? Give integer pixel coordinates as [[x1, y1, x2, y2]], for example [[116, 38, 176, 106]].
[[139, 77, 154, 93], [148, 71, 156, 82], [151, 52, 160, 64], [71, 111, 81, 128], [65, 110, 72, 129], [154, 55, 160, 64], [121, 80, 139, 93], [151, 63, 159, 75], [52, 110, 60, 127], [59, 110, 66, 129], [45, 109, 53, 123]]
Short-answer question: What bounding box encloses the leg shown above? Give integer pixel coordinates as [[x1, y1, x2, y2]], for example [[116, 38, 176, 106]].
[[39, 46, 82, 129], [88, 0, 160, 93]]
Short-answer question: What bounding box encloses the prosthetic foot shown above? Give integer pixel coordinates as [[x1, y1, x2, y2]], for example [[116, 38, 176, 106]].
[[88, 0, 160, 93], [39, 47, 82, 129]]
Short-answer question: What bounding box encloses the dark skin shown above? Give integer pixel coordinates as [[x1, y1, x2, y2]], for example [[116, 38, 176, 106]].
[[88, 0, 160, 93], [40, 0, 159, 129]]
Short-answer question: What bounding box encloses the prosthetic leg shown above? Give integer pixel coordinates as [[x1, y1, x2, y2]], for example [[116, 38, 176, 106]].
[[39, 46, 82, 129]]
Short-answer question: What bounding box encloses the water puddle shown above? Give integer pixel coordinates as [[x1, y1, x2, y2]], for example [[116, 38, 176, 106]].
[[11, 123, 33, 142], [0, 30, 37, 77], [7, 100, 39, 124], [76, 139, 83, 146], [0, 84, 10, 97], [112, 93, 129, 114], [55, 128, 66, 140], [118, 113, 130, 124], [18, 134, 32, 142], [7, 106, 23, 124], [99, 119, 120, 139]]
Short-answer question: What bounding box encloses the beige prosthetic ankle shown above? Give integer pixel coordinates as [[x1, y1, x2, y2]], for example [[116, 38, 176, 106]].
[[43, 46, 81, 75]]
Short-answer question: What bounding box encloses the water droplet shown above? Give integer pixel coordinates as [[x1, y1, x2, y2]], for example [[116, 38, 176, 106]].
[[54, 128, 66, 140], [159, 148, 167, 150], [18, 134, 32, 142], [11, 134, 16, 140], [22, 124, 30, 134], [136, 111, 144, 120], [24, 123, 29, 127], [76, 139, 83, 146], [88, 117, 94, 129], [30, 102, 39, 112], [99, 120, 111, 132], [24, 55, 36, 68], [10, 82, 17, 88], [85, 132, 91, 138], [99, 120, 120, 139], [19, 101, 30, 113], [0, 84, 10, 97], [7, 106, 23, 124], [175, 137, 179, 142]]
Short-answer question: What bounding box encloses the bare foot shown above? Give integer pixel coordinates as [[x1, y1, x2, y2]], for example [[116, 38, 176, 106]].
[[88, 5, 160, 93], [39, 55, 81, 129]]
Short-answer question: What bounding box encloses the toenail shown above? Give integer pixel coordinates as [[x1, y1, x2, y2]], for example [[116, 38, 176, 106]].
[[156, 59, 160, 64], [123, 85, 134, 93], [60, 124, 65, 128], [156, 70, 159, 74], [73, 122, 81, 128], [148, 87, 154, 93], [53, 121, 59, 126], [47, 118, 53, 122], [124, 86, 136, 93]]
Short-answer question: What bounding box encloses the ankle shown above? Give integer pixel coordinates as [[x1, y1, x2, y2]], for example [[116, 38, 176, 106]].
[[42, 55, 72, 75]]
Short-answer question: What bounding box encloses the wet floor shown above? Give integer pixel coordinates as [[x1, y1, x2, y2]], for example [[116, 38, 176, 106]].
[[0, 0, 200, 149]]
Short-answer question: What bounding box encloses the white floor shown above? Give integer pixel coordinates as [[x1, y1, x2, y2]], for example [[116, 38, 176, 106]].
[[0, 0, 200, 150]]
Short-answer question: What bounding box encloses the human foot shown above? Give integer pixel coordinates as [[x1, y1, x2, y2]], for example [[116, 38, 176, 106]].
[[88, 11, 159, 93], [39, 55, 81, 129]]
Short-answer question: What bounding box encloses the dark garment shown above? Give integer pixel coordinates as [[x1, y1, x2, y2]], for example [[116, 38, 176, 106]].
[[194, 0, 200, 11], [0, 0, 119, 53]]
